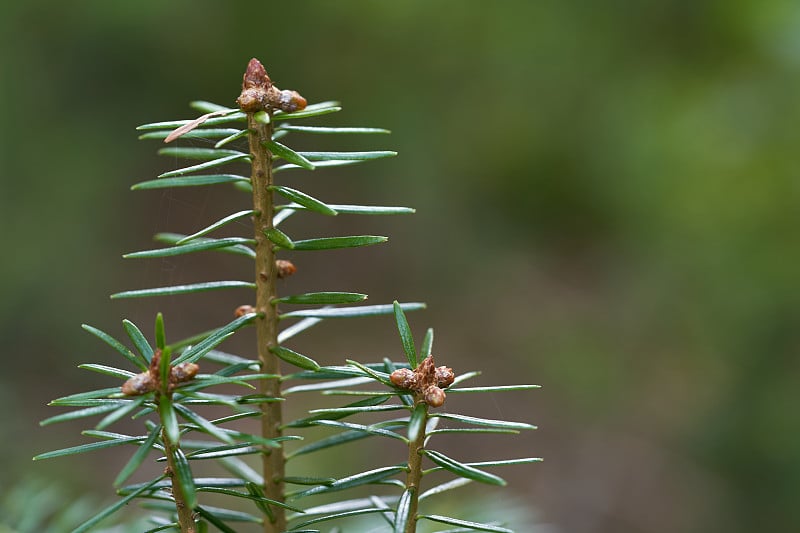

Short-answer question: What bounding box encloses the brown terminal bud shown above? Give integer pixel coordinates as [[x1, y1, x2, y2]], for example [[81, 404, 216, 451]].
[[235, 304, 256, 318], [276, 259, 297, 279], [423, 385, 446, 408], [390, 368, 417, 389], [122, 372, 156, 396], [237, 89, 266, 112], [435, 366, 455, 388], [236, 58, 272, 112], [170, 362, 200, 384], [241, 58, 271, 90], [277, 90, 307, 112], [236, 58, 306, 115]]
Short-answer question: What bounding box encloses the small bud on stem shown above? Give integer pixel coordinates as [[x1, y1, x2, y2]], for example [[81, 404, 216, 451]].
[[275, 259, 297, 279], [235, 304, 256, 318]]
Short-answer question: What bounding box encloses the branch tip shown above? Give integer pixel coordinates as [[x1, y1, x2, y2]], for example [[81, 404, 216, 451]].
[[237, 58, 307, 114]]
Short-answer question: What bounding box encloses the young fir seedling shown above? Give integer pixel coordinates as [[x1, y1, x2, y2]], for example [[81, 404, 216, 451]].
[[35, 58, 540, 533]]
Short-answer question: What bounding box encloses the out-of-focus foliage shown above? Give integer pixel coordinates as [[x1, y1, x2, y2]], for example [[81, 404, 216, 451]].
[[2, 1, 800, 532], [0, 478, 149, 533]]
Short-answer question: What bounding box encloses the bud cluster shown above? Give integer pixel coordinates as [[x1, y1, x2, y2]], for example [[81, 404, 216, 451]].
[[236, 58, 307, 114], [389, 355, 454, 408], [121, 349, 199, 396]]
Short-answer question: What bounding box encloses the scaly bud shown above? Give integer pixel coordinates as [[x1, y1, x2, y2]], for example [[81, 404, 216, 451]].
[[435, 366, 455, 388], [121, 372, 156, 396], [423, 385, 446, 408], [276, 259, 297, 279], [390, 368, 417, 389], [235, 304, 256, 318], [171, 362, 199, 383]]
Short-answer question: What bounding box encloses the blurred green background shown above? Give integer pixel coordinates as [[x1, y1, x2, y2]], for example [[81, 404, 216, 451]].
[[3, 1, 800, 532]]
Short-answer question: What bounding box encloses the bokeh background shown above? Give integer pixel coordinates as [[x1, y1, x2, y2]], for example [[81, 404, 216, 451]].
[[3, 1, 800, 532]]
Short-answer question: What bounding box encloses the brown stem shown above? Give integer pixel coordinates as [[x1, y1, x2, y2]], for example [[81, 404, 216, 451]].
[[404, 398, 428, 533], [243, 77, 286, 533], [162, 420, 196, 532]]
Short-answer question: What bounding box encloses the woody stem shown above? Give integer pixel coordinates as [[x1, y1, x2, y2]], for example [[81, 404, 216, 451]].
[[404, 398, 427, 533], [161, 401, 196, 533], [248, 111, 286, 533]]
